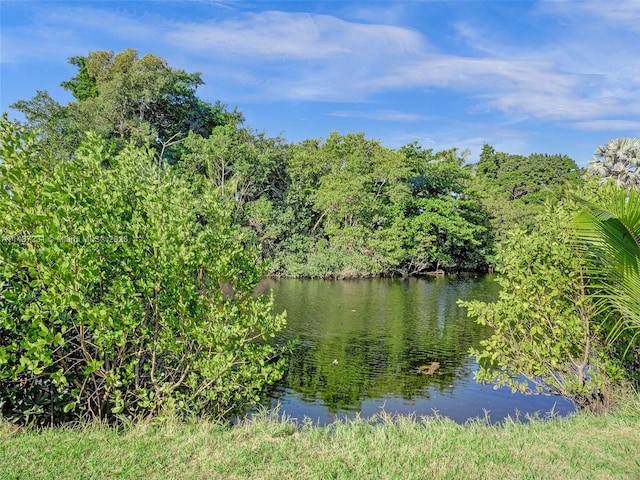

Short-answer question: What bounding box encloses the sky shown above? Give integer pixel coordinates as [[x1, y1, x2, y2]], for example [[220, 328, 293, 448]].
[[1, 1, 639, 166]]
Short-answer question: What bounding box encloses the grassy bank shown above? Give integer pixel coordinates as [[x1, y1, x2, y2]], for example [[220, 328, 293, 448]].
[[2, 408, 639, 480]]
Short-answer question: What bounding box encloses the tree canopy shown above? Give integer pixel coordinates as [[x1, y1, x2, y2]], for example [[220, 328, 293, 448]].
[[471, 144, 580, 238], [12, 48, 242, 162], [586, 137, 640, 189]]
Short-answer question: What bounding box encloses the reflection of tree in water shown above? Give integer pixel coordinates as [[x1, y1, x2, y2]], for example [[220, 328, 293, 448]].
[[268, 275, 499, 413]]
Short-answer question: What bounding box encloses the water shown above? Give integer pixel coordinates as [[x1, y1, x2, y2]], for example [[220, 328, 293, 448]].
[[260, 275, 575, 424]]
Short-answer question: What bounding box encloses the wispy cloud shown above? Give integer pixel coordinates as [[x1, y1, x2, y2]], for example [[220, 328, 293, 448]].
[[542, 0, 640, 33], [0, 5, 159, 63], [4, 3, 635, 115], [160, 7, 639, 124], [2, 0, 638, 161], [164, 11, 425, 59]]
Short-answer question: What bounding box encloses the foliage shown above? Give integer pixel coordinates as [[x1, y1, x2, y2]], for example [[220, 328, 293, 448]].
[[586, 137, 640, 189], [0, 118, 287, 425], [8, 48, 599, 280], [8, 91, 80, 161], [471, 144, 580, 238], [262, 134, 494, 278], [571, 185, 640, 385], [12, 49, 242, 163], [398, 143, 494, 274], [180, 125, 289, 210], [177, 130, 493, 278], [459, 200, 619, 413]]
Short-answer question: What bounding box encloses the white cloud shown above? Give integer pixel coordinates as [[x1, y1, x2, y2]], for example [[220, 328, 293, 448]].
[[3, 2, 639, 129], [164, 8, 637, 125], [0, 5, 158, 63], [542, 1, 640, 33], [341, 3, 410, 26], [164, 11, 425, 60], [481, 92, 639, 120]]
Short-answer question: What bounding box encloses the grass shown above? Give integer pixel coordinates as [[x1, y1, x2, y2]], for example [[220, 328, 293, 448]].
[[1, 402, 640, 480]]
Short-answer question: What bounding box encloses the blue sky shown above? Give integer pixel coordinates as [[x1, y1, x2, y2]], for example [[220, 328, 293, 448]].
[[1, 1, 639, 165]]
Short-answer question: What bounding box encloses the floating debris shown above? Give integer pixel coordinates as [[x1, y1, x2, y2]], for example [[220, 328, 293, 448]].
[[416, 361, 440, 375]]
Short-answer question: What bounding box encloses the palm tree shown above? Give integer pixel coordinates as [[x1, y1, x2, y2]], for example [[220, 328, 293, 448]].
[[586, 137, 640, 189], [571, 187, 640, 350]]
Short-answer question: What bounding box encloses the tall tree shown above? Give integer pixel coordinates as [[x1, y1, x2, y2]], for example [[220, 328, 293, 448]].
[[586, 137, 640, 189], [397, 143, 493, 274], [471, 144, 580, 238], [12, 49, 242, 163]]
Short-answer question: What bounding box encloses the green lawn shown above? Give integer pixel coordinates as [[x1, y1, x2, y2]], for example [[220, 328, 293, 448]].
[[2, 408, 639, 480]]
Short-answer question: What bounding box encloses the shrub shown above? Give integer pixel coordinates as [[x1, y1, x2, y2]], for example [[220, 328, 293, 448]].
[[458, 200, 621, 413], [0, 118, 286, 425]]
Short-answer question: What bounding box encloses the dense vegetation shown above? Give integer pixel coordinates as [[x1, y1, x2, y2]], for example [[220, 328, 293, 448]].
[[470, 144, 581, 238], [460, 182, 640, 412], [9, 49, 583, 279], [0, 119, 287, 425], [2, 48, 639, 423]]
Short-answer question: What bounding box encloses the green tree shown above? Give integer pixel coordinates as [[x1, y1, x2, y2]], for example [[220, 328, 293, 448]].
[[586, 137, 640, 189], [60, 55, 99, 101], [459, 199, 619, 413], [181, 125, 289, 209], [270, 132, 412, 277], [0, 118, 286, 425], [471, 144, 580, 238], [395, 143, 493, 274], [263, 134, 493, 278], [8, 91, 79, 161], [311, 132, 412, 273], [12, 49, 242, 163], [179, 124, 292, 263], [266, 138, 329, 276]]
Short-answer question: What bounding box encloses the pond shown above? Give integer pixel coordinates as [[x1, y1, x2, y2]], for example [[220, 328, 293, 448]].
[[259, 275, 575, 424]]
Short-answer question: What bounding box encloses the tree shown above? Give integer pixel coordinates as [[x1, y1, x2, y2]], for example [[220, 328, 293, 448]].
[[459, 199, 620, 413], [0, 117, 286, 425], [12, 49, 243, 163], [9, 91, 80, 161], [586, 137, 640, 189], [60, 55, 98, 101], [396, 143, 493, 274], [471, 144, 580, 238], [311, 132, 411, 253], [249, 134, 494, 278], [180, 125, 289, 209], [179, 124, 293, 263]]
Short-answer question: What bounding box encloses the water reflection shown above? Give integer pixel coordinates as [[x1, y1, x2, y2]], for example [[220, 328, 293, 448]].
[[262, 275, 575, 424]]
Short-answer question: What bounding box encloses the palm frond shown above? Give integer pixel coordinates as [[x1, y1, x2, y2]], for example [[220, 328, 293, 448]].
[[571, 188, 640, 336]]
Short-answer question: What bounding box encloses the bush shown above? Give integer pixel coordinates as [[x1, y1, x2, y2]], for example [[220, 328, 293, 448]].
[[458, 199, 621, 413], [0, 118, 286, 425]]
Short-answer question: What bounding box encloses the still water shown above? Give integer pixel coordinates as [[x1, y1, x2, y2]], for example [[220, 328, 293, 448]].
[[261, 275, 575, 424]]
